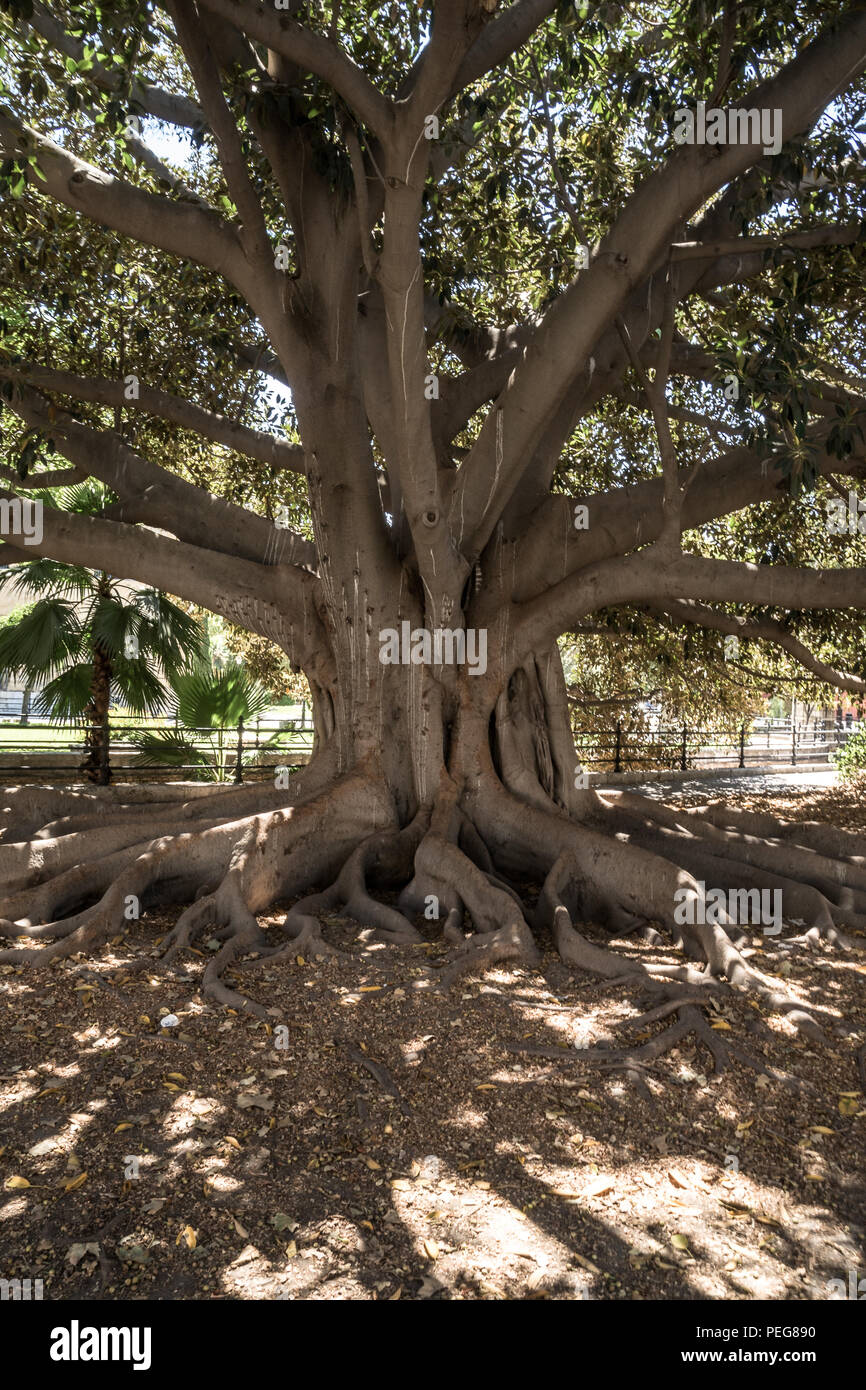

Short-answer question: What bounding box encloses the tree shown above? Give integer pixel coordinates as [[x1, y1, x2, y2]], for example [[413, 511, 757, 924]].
[[1, 1, 865, 1054], [0, 498, 204, 780], [131, 658, 275, 781]]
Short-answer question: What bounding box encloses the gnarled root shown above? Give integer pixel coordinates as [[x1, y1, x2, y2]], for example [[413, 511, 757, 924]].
[[2, 757, 860, 1058], [535, 852, 718, 990], [0, 749, 334, 849], [686, 800, 866, 863], [594, 791, 866, 949], [0, 770, 397, 1020], [466, 776, 838, 1041], [509, 1000, 794, 1097], [412, 833, 540, 987]]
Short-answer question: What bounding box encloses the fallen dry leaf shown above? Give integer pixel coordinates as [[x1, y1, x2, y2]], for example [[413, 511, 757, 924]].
[[585, 1176, 614, 1198]]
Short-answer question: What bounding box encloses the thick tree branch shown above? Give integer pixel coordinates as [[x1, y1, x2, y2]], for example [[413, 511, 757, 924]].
[[652, 598, 866, 695], [0, 464, 86, 489], [2, 382, 317, 572], [513, 548, 866, 662], [0, 365, 304, 474], [449, 0, 557, 95], [26, 0, 203, 128], [0, 489, 322, 662], [510, 425, 866, 606], [0, 110, 250, 290], [450, 9, 866, 559], [123, 130, 209, 204], [167, 0, 274, 269], [670, 222, 864, 260], [375, 3, 481, 611], [196, 0, 394, 140], [434, 170, 819, 464]]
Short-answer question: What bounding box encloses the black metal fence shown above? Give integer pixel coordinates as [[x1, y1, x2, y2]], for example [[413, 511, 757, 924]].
[[574, 718, 861, 775], [0, 711, 314, 784], [0, 712, 860, 784]]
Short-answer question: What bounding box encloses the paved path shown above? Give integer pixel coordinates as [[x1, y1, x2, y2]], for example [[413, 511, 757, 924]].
[[598, 768, 839, 800]]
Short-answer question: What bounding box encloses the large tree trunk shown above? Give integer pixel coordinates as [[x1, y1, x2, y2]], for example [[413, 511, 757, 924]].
[[1, 581, 864, 1081]]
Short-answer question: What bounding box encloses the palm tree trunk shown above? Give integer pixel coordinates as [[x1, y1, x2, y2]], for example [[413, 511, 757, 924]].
[[79, 643, 113, 785], [80, 575, 114, 785]]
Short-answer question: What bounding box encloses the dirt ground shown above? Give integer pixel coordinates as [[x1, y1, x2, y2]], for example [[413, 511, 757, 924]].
[[1, 781, 864, 1301]]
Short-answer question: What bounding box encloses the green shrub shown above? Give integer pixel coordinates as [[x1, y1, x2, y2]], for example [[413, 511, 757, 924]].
[[832, 729, 866, 782]]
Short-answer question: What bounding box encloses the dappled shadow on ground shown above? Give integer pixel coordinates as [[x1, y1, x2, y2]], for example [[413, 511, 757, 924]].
[[0, 785, 864, 1301]]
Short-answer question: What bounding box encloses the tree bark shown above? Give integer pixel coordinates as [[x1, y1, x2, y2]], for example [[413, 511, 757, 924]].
[[79, 576, 113, 786]]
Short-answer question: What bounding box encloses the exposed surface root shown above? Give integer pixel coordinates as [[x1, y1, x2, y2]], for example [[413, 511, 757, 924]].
[[599, 791, 866, 940], [621, 822, 857, 950], [1, 764, 859, 1058], [508, 1000, 798, 1090], [535, 852, 719, 990], [687, 800, 866, 863], [0, 752, 333, 846], [0, 770, 396, 1019], [415, 834, 540, 988], [465, 776, 854, 1040]]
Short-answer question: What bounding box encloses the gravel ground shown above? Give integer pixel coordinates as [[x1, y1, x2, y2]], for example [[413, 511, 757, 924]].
[[0, 777, 863, 1302], [599, 769, 839, 799]]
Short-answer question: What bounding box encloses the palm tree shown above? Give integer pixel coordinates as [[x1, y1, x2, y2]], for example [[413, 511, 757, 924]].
[[0, 555, 205, 784], [131, 661, 275, 782]]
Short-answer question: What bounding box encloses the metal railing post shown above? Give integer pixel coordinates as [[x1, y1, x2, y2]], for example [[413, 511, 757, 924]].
[[234, 717, 244, 784], [739, 723, 745, 769], [99, 711, 111, 785], [614, 720, 622, 774], [680, 724, 687, 772]]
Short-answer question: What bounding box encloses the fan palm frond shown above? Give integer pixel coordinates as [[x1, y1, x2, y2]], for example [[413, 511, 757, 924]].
[[0, 597, 81, 680], [113, 656, 172, 716], [130, 729, 218, 779], [36, 663, 94, 721], [174, 661, 272, 730]]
